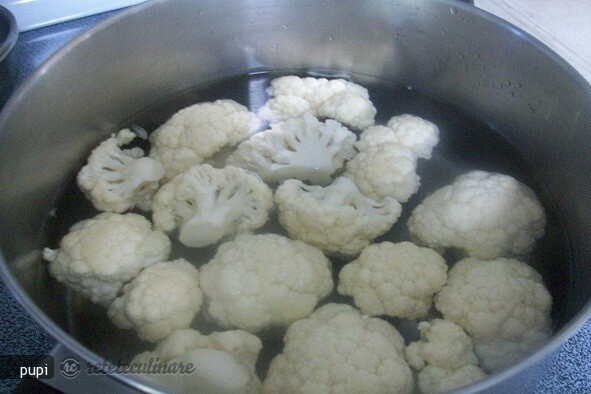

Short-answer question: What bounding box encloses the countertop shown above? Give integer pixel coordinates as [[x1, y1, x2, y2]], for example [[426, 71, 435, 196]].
[[1, 1, 590, 393]]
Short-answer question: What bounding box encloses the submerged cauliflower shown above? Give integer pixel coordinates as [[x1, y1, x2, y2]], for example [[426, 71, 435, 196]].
[[356, 114, 440, 159], [199, 234, 333, 333], [227, 113, 356, 185], [263, 303, 414, 394], [43, 213, 171, 304], [258, 76, 377, 129], [435, 257, 552, 372], [108, 259, 202, 342], [149, 100, 261, 180], [151, 164, 273, 248], [132, 328, 262, 393], [77, 129, 165, 212], [338, 242, 447, 320], [408, 171, 546, 259], [275, 177, 402, 258], [405, 319, 486, 393], [346, 142, 420, 203]]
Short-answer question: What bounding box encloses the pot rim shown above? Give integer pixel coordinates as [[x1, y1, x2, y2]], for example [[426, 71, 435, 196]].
[[0, 5, 18, 62], [1, 0, 590, 392]]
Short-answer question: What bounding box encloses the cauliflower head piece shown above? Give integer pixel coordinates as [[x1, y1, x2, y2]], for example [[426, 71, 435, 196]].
[[435, 257, 552, 372], [414, 365, 487, 394], [149, 99, 261, 180], [405, 319, 486, 393], [263, 303, 414, 394], [199, 234, 334, 333], [131, 328, 262, 394], [151, 164, 273, 248], [408, 170, 546, 259], [108, 259, 202, 342], [77, 129, 165, 213], [43, 212, 171, 305], [275, 177, 402, 258], [356, 114, 440, 159], [346, 142, 420, 203], [338, 242, 447, 320], [258, 76, 377, 130], [227, 113, 356, 185]]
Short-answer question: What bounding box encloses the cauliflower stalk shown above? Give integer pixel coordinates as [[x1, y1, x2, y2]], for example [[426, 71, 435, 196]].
[[275, 176, 402, 258], [108, 259, 202, 342], [408, 170, 547, 259], [258, 76, 377, 130], [77, 129, 165, 212], [43, 212, 171, 305], [151, 164, 273, 248], [132, 328, 262, 393], [263, 303, 414, 394], [199, 234, 334, 333], [227, 113, 356, 185], [149, 99, 261, 180], [338, 241, 447, 320], [435, 257, 552, 372], [405, 319, 486, 393]]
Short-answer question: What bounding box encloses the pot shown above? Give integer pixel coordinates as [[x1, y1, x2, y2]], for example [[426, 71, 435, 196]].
[[1, 0, 590, 392]]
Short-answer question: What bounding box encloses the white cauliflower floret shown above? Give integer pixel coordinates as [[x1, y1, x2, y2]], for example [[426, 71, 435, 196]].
[[405, 319, 486, 393], [227, 113, 356, 185], [346, 142, 420, 202], [263, 303, 414, 394], [199, 234, 333, 333], [77, 129, 165, 212], [338, 242, 447, 320], [108, 259, 202, 342], [257, 95, 311, 121], [435, 257, 552, 372], [42, 212, 171, 305], [408, 170, 546, 259], [149, 99, 261, 180], [151, 164, 273, 248], [357, 114, 440, 159], [414, 365, 487, 394], [131, 328, 262, 393], [258, 76, 377, 129], [275, 177, 402, 258]]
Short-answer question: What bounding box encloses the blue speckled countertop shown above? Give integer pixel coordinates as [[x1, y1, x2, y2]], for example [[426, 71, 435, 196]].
[[0, 5, 590, 394]]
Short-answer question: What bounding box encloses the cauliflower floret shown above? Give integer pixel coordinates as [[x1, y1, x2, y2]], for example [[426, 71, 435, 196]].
[[435, 257, 552, 372], [77, 129, 165, 212], [227, 113, 356, 185], [263, 303, 414, 394], [108, 259, 202, 342], [346, 142, 420, 202], [316, 91, 377, 131], [149, 99, 261, 180], [42, 212, 171, 305], [131, 328, 262, 393], [199, 234, 333, 333], [405, 319, 486, 393], [275, 177, 402, 258], [414, 365, 487, 394], [357, 114, 440, 159], [151, 164, 273, 248], [338, 242, 447, 320], [257, 95, 312, 121], [408, 170, 546, 259], [258, 76, 376, 129]]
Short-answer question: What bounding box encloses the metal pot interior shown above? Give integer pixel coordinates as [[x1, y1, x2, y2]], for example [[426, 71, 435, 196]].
[[1, 0, 590, 391]]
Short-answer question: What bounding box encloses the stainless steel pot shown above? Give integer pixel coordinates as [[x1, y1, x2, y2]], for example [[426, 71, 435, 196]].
[[1, 0, 590, 392]]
